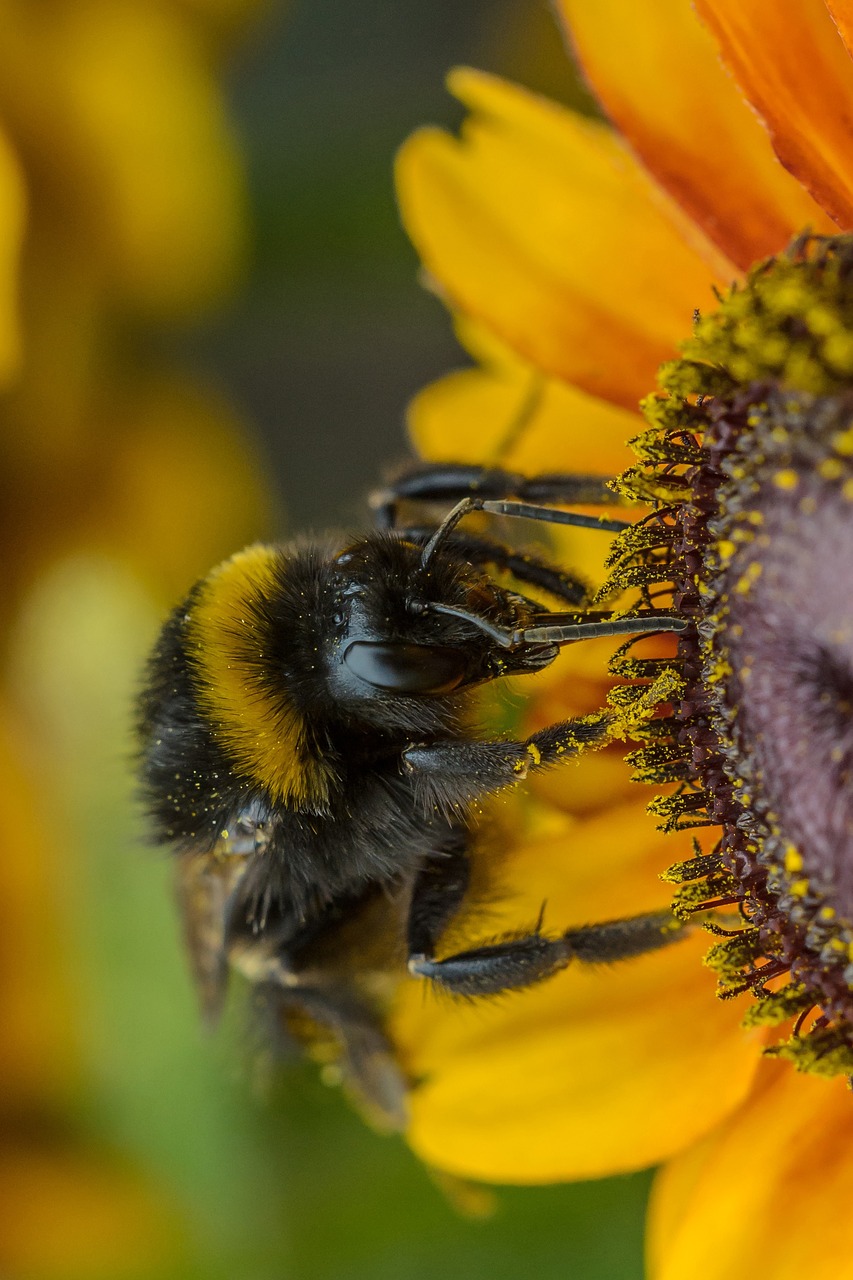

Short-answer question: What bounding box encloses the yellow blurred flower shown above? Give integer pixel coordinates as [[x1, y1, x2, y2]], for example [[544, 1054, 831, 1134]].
[[393, 2, 853, 1275], [0, 1, 272, 1274]]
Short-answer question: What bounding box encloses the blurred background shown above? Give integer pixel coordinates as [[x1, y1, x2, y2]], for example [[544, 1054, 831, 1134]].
[[0, 1, 650, 1276]]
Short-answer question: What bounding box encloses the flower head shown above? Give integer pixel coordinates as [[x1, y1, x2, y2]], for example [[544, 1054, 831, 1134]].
[[392, 2, 853, 1274], [610, 234, 853, 1078]]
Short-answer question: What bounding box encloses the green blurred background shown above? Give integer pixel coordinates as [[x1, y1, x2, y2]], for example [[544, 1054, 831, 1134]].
[[0, 2, 650, 1277]]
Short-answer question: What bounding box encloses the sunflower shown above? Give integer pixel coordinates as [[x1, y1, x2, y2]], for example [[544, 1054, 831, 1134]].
[[389, 2, 853, 1274]]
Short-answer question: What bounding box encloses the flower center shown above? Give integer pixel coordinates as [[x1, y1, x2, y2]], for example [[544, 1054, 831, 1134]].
[[721, 412, 853, 919], [606, 235, 853, 1076]]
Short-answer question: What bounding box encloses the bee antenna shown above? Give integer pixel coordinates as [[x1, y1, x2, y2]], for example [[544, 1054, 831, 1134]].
[[426, 602, 518, 648], [419, 497, 483, 569], [522, 614, 689, 644]]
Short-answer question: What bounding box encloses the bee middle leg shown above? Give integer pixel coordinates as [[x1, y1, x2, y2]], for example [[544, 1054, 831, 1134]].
[[404, 820, 684, 998], [408, 909, 684, 997]]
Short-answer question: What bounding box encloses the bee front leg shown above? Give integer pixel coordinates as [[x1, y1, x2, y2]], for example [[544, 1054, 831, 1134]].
[[370, 463, 617, 529], [402, 714, 611, 813]]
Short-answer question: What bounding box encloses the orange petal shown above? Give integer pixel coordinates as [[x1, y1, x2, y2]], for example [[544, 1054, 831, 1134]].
[[391, 803, 761, 1182], [530, 745, 637, 819], [397, 69, 729, 411], [828, 0, 853, 55], [650, 1062, 853, 1280], [0, 1143, 186, 1278], [696, 0, 853, 228], [556, 0, 833, 270], [409, 317, 643, 477]]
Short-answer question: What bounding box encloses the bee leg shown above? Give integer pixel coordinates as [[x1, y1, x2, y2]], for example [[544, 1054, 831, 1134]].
[[402, 714, 611, 811], [432, 531, 592, 606], [409, 909, 684, 997], [371, 463, 617, 529], [393, 527, 591, 606], [406, 830, 471, 960]]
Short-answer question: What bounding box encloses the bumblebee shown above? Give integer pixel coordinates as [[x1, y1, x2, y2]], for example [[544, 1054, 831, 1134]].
[[138, 463, 687, 1124]]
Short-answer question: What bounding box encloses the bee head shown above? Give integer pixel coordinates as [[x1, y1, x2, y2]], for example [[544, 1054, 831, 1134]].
[[326, 532, 559, 711]]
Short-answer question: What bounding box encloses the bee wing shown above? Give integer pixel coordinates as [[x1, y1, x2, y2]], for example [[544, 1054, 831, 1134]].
[[176, 849, 248, 1027]]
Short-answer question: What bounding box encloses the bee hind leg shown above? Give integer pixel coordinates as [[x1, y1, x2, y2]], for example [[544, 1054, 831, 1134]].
[[262, 981, 410, 1132]]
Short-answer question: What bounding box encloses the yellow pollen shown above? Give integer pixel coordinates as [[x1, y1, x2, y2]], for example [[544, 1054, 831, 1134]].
[[820, 905, 837, 921], [819, 457, 845, 480], [734, 562, 763, 595], [747, 511, 764, 525], [526, 742, 542, 767], [842, 478, 853, 501], [790, 879, 810, 898], [833, 426, 853, 455], [784, 845, 804, 873], [717, 539, 736, 562], [772, 468, 799, 491]]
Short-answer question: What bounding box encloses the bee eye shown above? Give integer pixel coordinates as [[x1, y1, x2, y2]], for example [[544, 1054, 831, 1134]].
[[342, 641, 466, 695]]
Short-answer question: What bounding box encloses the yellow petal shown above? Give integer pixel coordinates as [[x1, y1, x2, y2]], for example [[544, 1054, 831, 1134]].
[[0, 0, 246, 317], [556, 0, 834, 270], [391, 803, 761, 1182], [649, 1063, 853, 1280], [409, 317, 643, 477], [397, 69, 728, 411], [0, 122, 24, 388], [697, 0, 853, 228]]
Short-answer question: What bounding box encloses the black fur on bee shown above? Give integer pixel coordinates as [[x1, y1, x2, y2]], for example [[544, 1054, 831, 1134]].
[[137, 463, 688, 1126]]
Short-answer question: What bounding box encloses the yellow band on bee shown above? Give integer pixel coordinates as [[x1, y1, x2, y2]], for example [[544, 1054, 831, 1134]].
[[187, 544, 333, 809]]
